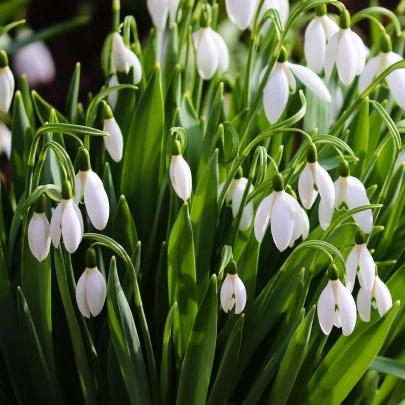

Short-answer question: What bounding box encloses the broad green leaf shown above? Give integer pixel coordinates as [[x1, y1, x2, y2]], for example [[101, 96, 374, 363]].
[[18, 75, 35, 130], [163, 24, 179, 95], [350, 98, 369, 177], [65, 62, 81, 123], [168, 203, 197, 366], [176, 275, 218, 405], [103, 162, 117, 236], [303, 89, 329, 135], [370, 356, 405, 379], [0, 0, 27, 25], [32, 90, 68, 124]]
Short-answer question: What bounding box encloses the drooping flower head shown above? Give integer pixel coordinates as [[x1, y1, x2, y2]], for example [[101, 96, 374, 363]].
[[317, 263, 357, 336], [220, 260, 246, 314], [0, 49, 14, 114], [226, 0, 256, 31], [170, 139, 192, 201], [102, 101, 123, 162]]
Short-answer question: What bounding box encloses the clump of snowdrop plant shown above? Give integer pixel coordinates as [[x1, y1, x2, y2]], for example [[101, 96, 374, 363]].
[[2, 0, 405, 403]]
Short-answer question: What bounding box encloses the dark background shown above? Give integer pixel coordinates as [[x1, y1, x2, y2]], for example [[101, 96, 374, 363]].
[[24, 0, 398, 110]]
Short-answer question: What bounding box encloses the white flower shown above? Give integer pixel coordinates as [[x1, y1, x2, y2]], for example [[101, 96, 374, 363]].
[[226, 0, 256, 30], [357, 275, 392, 322], [304, 10, 339, 74], [75, 155, 109, 231], [298, 145, 335, 210], [220, 269, 246, 314], [76, 267, 107, 318], [0, 123, 11, 159], [50, 181, 84, 254], [147, 0, 180, 31], [170, 144, 192, 201], [103, 103, 123, 162], [324, 11, 365, 86], [13, 29, 55, 87], [301, 207, 310, 241], [262, 47, 331, 124], [193, 27, 229, 80], [219, 177, 254, 231], [255, 0, 290, 33], [318, 265, 356, 336], [319, 161, 373, 234], [108, 75, 119, 109], [28, 195, 51, 262], [254, 174, 305, 252], [111, 33, 142, 84], [0, 50, 14, 114]]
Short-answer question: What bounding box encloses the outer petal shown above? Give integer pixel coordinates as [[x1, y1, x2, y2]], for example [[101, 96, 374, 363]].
[[345, 247, 359, 293], [233, 275, 247, 314], [335, 280, 356, 336], [304, 18, 326, 74], [210, 30, 229, 73], [336, 29, 357, 86], [76, 271, 90, 318], [346, 176, 373, 234], [358, 56, 379, 93], [108, 75, 119, 109], [386, 52, 405, 109], [324, 31, 339, 78], [271, 194, 294, 252], [298, 164, 317, 209], [321, 15, 339, 40], [318, 200, 334, 230], [317, 281, 335, 335], [84, 171, 110, 230], [283, 64, 296, 93], [226, 0, 256, 30], [254, 194, 273, 243], [314, 163, 335, 209], [0, 123, 11, 159], [73, 203, 84, 236], [263, 65, 289, 124], [350, 31, 366, 75], [357, 287, 371, 322], [169, 0, 180, 27], [103, 117, 123, 162], [285, 193, 303, 241], [61, 200, 82, 253], [358, 245, 375, 294], [301, 208, 310, 240], [170, 155, 192, 201], [0, 67, 14, 113], [220, 275, 234, 313], [74, 172, 82, 205], [196, 28, 219, 80], [28, 214, 51, 262], [147, 0, 169, 31], [374, 277, 392, 317], [112, 33, 129, 72], [86, 268, 107, 317], [50, 203, 62, 248], [126, 49, 143, 85], [232, 182, 253, 231]]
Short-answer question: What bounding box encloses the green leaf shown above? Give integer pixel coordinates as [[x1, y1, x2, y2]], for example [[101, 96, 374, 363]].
[[20, 184, 61, 218], [17, 287, 62, 403], [0, 1, 27, 25], [65, 62, 81, 123], [103, 162, 117, 236], [350, 98, 369, 177], [107, 256, 151, 405], [113, 195, 138, 255], [370, 356, 405, 379], [176, 275, 218, 405], [32, 90, 68, 124], [168, 203, 197, 366], [190, 150, 219, 302], [18, 75, 35, 130], [303, 89, 329, 135], [163, 24, 179, 95]]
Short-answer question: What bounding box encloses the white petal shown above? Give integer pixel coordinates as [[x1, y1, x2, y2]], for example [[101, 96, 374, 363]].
[[86, 268, 107, 317], [285, 193, 303, 241], [232, 181, 253, 231], [73, 203, 84, 236], [233, 275, 247, 314], [318, 200, 334, 230], [112, 33, 129, 72], [304, 18, 326, 74], [336, 30, 357, 86], [195, 28, 219, 80], [358, 245, 375, 294], [357, 287, 371, 322], [84, 171, 110, 230], [358, 56, 379, 93], [50, 203, 63, 248], [350, 31, 366, 75], [263, 65, 289, 124], [226, 0, 256, 30], [169, 0, 180, 27], [28, 213, 51, 262], [321, 15, 339, 40], [254, 194, 273, 243], [386, 54, 405, 109], [61, 200, 82, 253], [346, 176, 373, 234], [324, 31, 339, 78], [108, 75, 119, 109], [314, 163, 335, 209], [298, 164, 317, 209], [74, 172, 82, 205], [220, 275, 234, 313], [374, 277, 392, 317], [170, 155, 192, 201], [0, 67, 14, 113], [271, 193, 294, 252], [335, 280, 356, 336], [317, 281, 335, 335], [210, 30, 229, 73], [147, 0, 169, 31], [126, 49, 142, 85], [76, 270, 90, 318], [0, 123, 11, 159], [300, 208, 310, 240], [103, 117, 123, 162], [283, 64, 296, 93], [345, 247, 359, 293]]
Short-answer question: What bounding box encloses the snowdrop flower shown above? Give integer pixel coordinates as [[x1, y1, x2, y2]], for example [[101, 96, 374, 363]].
[[255, 0, 290, 32], [75, 148, 109, 230], [318, 264, 356, 336], [50, 180, 84, 254], [285, 186, 310, 246], [102, 102, 123, 162], [0, 122, 11, 159], [319, 160, 373, 234], [108, 75, 119, 109], [324, 10, 366, 86], [346, 229, 375, 293], [254, 173, 305, 252], [0, 50, 14, 113], [220, 260, 246, 314], [76, 248, 107, 318], [357, 270, 392, 322], [262, 47, 331, 124], [170, 140, 192, 201], [111, 33, 142, 84], [13, 29, 55, 87], [359, 34, 405, 109], [28, 194, 51, 262], [304, 5, 339, 74], [218, 170, 254, 231], [226, 0, 256, 30], [147, 0, 180, 31], [298, 144, 335, 210]]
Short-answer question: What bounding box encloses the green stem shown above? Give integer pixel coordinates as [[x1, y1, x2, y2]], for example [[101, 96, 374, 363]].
[[112, 0, 120, 30], [242, 39, 257, 109], [193, 75, 203, 115]]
